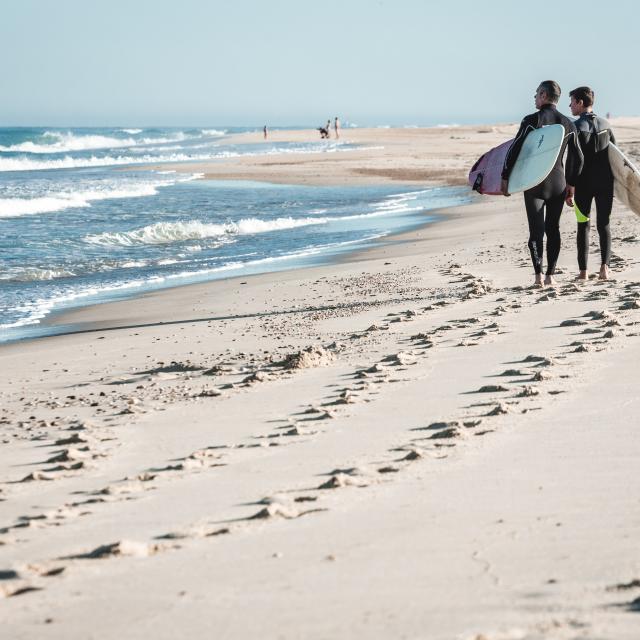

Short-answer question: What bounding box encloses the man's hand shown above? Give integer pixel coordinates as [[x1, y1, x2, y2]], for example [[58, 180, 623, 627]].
[[500, 178, 511, 197], [565, 185, 575, 207]]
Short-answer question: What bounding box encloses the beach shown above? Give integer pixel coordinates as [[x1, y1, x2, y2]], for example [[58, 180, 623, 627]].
[[2, 122, 640, 639]]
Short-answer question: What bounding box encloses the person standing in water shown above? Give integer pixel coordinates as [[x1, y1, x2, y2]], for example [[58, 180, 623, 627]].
[[568, 86, 616, 280], [263, 125, 268, 140], [501, 80, 583, 287], [334, 116, 340, 139]]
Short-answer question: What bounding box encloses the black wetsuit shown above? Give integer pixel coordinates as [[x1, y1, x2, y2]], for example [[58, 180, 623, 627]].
[[502, 104, 583, 275], [574, 112, 616, 270]]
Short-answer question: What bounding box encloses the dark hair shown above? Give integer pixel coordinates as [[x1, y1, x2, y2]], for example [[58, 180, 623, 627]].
[[539, 80, 561, 103], [569, 86, 594, 108]]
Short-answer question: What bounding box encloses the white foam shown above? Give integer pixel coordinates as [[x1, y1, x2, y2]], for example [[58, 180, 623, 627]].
[[84, 216, 329, 247], [0, 276, 166, 330], [201, 129, 226, 136], [2, 232, 388, 330], [0, 151, 226, 172], [0, 141, 365, 172], [0, 130, 195, 155], [0, 268, 77, 282], [0, 171, 203, 217], [120, 128, 143, 134], [0, 184, 158, 218]]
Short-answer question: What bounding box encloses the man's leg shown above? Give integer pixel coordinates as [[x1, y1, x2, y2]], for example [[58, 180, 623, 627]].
[[544, 192, 565, 283], [524, 192, 545, 284], [575, 189, 593, 278], [595, 184, 614, 279]]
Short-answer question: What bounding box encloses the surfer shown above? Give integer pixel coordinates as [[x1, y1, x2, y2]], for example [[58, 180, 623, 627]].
[[501, 81, 583, 287], [567, 86, 616, 281]]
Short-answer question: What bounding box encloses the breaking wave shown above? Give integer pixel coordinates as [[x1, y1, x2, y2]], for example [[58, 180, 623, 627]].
[[84, 216, 330, 246], [0, 130, 196, 154], [0, 174, 202, 217]]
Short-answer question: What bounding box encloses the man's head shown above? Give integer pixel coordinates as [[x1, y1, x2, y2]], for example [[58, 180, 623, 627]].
[[569, 86, 595, 116], [535, 80, 561, 109]]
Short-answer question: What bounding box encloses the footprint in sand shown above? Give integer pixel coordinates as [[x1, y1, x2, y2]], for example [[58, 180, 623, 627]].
[[62, 539, 170, 560], [247, 503, 326, 521], [156, 525, 230, 540], [522, 354, 549, 363], [410, 333, 435, 348], [517, 386, 540, 397], [499, 368, 529, 377], [475, 384, 509, 393], [0, 582, 43, 598], [317, 466, 370, 490], [560, 319, 587, 327], [485, 403, 511, 416]]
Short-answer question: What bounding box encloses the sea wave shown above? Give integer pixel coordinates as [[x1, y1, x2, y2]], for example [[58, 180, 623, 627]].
[[0, 185, 158, 218], [0, 234, 386, 330], [0, 141, 360, 172], [0, 173, 202, 217], [0, 130, 194, 154], [0, 151, 222, 172], [0, 267, 77, 282], [84, 216, 330, 246]]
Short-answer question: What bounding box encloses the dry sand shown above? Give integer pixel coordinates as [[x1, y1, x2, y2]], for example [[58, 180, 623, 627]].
[[2, 120, 640, 639]]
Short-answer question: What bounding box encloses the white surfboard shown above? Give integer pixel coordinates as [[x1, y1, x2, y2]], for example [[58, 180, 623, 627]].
[[609, 143, 640, 217], [507, 124, 565, 194]]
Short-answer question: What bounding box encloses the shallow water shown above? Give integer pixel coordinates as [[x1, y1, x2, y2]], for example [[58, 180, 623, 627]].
[[0, 127, 474, 342]]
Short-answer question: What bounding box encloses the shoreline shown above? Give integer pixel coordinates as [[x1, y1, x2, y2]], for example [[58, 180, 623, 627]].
[[1, 178, 474, 346], [21, 196, 475, 344]]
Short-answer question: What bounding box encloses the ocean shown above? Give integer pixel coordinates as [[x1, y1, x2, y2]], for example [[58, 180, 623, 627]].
[[0, 126, 473, 342]]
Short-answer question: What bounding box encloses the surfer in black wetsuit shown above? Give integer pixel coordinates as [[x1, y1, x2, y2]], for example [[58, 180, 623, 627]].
[[501, 80, 583, 287], [568, 86, 616, 281]]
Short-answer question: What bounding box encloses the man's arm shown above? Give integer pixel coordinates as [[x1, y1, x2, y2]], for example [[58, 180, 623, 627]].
[[501, 116, 535, 195], [564, 124, 584, 187], [502, 117, 535, 180]]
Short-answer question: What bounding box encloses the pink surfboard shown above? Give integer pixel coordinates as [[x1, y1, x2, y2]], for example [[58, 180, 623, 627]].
[[468, 139, 513, 195]]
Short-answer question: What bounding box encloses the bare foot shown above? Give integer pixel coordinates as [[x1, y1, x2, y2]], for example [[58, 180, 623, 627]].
[[577, 270, 588, 281], [534, 274, 543, 287], [599, 264, 610, 280], [544, 275, 557, 287]]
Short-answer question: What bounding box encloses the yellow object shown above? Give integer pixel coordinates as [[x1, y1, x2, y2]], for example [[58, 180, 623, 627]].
[[574, 203, 590, 223]]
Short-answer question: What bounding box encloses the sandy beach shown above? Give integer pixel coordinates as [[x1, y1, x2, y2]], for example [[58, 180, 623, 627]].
[[2, 122, 640, 639]]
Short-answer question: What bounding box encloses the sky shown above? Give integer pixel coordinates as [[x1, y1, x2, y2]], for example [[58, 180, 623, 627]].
[[2, 0, 637, 127]]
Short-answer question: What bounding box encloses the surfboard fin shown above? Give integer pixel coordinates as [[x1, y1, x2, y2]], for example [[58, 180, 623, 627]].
[[472, 173, 484, 192], [574, 204, 590, 223]]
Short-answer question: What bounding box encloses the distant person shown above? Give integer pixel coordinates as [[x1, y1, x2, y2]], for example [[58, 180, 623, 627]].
[[334, 116, 340, 139], [326, 119, 332, 138], [263, 125, 268, 140], [501, 80, 583, 287], [318, 123, 329, 139], [568, 86, 617, 281], [606, 111, 611, 119]]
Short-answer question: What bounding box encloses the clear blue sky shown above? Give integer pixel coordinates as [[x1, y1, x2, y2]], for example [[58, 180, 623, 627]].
[[2, 0, 637, 127]]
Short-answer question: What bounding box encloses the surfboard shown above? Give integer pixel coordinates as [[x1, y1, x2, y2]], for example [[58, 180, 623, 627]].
[[608, 143, 640, 217], [468, 139, 512, 195], [468, 124, 565, 195]]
